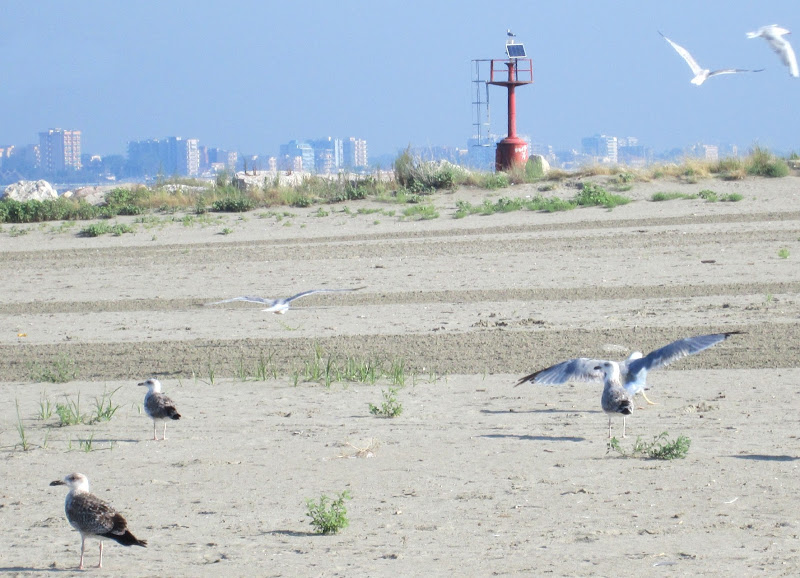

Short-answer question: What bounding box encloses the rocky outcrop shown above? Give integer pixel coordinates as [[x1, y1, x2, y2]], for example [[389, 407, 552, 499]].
[[2, 180, 58, 201]]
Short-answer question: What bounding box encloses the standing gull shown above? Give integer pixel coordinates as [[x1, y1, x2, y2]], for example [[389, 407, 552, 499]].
[[598, 361, 634, 438], [138, 378, 181, 441], [659, 31, 763, 85], [207, 286, 366, 314], [747, 25, 799, 78], [516, 332, 741, 404], [50, 473, 146, 570]]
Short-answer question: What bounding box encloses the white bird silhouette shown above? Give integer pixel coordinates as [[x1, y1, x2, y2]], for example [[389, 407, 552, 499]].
[[207, 287, 366, 314], [747, 24, 799, 78], [516, 332, 741, 405], [659, 31, 763, 85]]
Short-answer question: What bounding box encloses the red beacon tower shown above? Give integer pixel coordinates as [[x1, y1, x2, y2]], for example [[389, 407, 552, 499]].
[[488, 34, 533, 171]]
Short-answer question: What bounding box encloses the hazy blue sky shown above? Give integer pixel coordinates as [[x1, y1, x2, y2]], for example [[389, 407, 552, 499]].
[[2, 1, 799, 158]]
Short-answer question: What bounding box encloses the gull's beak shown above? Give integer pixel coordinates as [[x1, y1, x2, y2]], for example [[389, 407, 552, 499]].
[[50, 480, 65, 486], [137, 381, 147, 386]]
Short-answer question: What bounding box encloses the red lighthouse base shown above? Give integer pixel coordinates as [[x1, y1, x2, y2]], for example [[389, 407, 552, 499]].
[[495, 137, 528, 171]]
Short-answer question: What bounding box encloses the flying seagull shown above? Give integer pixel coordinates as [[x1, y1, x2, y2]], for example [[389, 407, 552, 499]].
[[516, 332, 742, 404], [50, 473, 146, 570], [659, 31, 763, 85], [138, 378, 181, 441], [207, 287, 366, 314], [598, 361, 634, 438], [747, 24, 799, 77], [507, 29, 516, 38]]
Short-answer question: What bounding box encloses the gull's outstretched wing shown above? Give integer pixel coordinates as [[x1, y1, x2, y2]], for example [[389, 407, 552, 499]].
[[207, 296, 276, 306], [283, 286, 367, 303], [516, 358, 607, 387], [708, 68, 764, 78], [628, 331, 742, 375], [660, 31, 703, 76], [748, 25, 799, 77]]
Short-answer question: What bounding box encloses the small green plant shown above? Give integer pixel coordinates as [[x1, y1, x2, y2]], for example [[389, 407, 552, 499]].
[[697, 189, 718, 202], [778, 248, 790, 259], [306, 491, 351, 534], [402, 204, 439, 220], [220, 227, 234, 235], [55, 393, 86, 426], [38, 392, 54, 420], [15, 399, 30, 451], [607, 431, 691, 460], [574, 182, 630, 209], [91, 386, 122, 423], [369, 388, 404, 418], [29, 353, 78, 383], [79, 433, 95, 452]]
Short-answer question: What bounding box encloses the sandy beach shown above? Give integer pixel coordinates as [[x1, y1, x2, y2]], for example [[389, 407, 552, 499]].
[[1, 175, 799, 575]]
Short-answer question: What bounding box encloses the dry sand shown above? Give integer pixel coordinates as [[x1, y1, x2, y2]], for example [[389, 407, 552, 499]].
[[1, 175, 799, 575]]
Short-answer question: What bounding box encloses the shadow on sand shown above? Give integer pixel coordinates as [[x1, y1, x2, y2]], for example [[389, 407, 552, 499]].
[[479, 433, 586, 442], [728, 454, 799, 462]]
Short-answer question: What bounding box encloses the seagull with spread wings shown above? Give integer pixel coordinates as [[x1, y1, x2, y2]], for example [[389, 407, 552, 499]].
[[747, 24, 799, 78], [516, 332, 742, 404], [659, 31, 763, 85], [207, 287, 366, 314]]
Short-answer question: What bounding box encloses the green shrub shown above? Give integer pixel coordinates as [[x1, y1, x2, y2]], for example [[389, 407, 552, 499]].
[[306, 491, 351, 534], [211, 196, 255, 212], [746, 145, 790, 177], [574, 182, 630, 208]]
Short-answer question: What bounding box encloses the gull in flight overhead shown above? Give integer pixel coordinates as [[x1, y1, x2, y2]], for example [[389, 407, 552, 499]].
[[507, 29, 516, 38], [207, 287, 366, 314], [50, 473, 147, 570], [747, 24, 799, 77], [597, 361, 634, 438], [659, 31, 763, 85], [516, 332, 742, 404]]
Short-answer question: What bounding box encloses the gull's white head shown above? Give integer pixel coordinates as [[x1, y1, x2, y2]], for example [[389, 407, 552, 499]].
[[137, 378, 162, 393], [50, 472, 90, 493], [594, 360, 621, 383]]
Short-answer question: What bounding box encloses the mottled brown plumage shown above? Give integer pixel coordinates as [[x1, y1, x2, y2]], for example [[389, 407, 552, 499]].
[[50, 473, 146, 569], [138, 378, 181, 440]]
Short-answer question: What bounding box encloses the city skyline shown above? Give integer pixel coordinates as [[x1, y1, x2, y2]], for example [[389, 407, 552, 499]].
[[1, 2, 799, 160]]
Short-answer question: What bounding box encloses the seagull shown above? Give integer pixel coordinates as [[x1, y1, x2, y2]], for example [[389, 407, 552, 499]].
[[138, 378, 181, 441], [207, 287, 366, 314], [659, 31, 763, 85], [507, 29, 516, 38], [747, 24, 799, 77], [50, 473, 146, 570], [598, 361, 634, 438], [516, 332, 742, 404]]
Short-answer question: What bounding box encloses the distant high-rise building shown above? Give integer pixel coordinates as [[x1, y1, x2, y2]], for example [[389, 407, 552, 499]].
[[342, 137, 368, 170], [581, 134, 618, 164], [279, 140, 315, 172], [127, 136, 201, 177], [310, 137, 343, 174], [39, 128, 81, 173]]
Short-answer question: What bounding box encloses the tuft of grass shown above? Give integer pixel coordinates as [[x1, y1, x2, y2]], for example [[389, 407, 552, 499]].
[[651, 191, 695, 202], [220, 227, 234, 235], [15, 399, 31, 451], [79, 433, 95, 453], [91, 386, 122, 423], [574, 182, 630, 209], [607, 431, 691, 460], [402, 204, 439, 220], [29, 353, 78, 383], [778, 248, 790, 259], [38, 392, 54, 420], [368, 388, 404, 418], [746, 145, 790, 177], [55, 393, 86, 426], [306, 491, 351, 534]]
